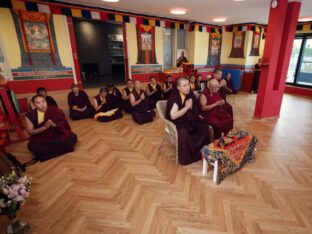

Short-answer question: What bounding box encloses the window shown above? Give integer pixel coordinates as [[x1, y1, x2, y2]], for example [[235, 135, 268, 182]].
[[287, 35, 312, 87], [163, 28, 174, 69]]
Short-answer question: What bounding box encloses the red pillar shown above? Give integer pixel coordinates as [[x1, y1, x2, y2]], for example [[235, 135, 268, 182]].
[[254, 0, 301, 118], [67, 17, 83, 89]]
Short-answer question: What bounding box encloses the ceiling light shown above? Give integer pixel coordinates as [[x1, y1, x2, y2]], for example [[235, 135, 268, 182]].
[[212, 17, 228, 23], [102, 0, 119, 2], [298, 16, 312, 22], [170, 9, 187, 15]]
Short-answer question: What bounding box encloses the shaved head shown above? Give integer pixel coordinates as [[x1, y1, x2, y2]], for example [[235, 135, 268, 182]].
[[177, 77, 188, 87]]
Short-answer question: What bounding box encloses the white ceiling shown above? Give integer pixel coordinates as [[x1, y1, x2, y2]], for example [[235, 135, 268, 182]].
[[62, 0, 312, 25]]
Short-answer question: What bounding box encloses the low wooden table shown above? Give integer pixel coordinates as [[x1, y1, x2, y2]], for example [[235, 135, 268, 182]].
[[201, 131, 257, 184]]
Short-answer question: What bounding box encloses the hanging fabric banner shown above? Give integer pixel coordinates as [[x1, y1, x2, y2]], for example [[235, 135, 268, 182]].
[[207, 31, 222, 66], [249, 30, 261, 56], [136, 24, 157, 64], [229, 31, 245, 58], [18, 10, 55, 64]]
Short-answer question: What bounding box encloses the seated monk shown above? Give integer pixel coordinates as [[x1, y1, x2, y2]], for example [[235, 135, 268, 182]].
[[225, 72, 236, 94], [177, 51, 188, 67], [189, 75, 200, 92], [122, 79, 134, 113], [200, 79, 233, 139], [146, 76, 162, 108], [106, 83, 123, 109], [25, 95, 77, 162], [68, 84, 94, 120], [30, 87, 58, 110], [212, 68, 233, 117], [93, 88, 122, 122], [196, 74, 205, 91], [166, 77, 211, 165], [163, 75, 176, 100], [130, 80, 156, 125]]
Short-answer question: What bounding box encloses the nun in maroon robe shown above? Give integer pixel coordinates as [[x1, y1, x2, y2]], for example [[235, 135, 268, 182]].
[[106, 83, 123, 109], [200, 79, 233, 139], [130, 80, 156, 125], [122, 79, 134, 113], [213, 69, 234, 117], [68, 84, 94, 120], [93, 88, 123, 122], [166, 78, 211, 165], [146, 76, 162, 108], [163, 75, 176, 100], [25, 95, 77, 162]]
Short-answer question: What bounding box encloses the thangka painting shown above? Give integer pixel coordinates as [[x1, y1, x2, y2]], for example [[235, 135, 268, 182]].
[[136, 24, 157, 64], [23, 21, 51, 51], [208, 32, 222, 66], [249, 30, 261, 56], [229, 31, 245, 58]]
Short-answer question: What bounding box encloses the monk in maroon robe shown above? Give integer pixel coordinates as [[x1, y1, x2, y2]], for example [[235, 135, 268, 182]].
[[146, 76, 162, 108], [189, 75, 200, 92], [163, 75, 176, 100], [25, 95, 77, 162], [29, 87, 58, 110], [92, 88, 122, 122], [106, 83, 123, 109], [122, 79, 134, 113], [200, 79, 233, 139], [213, 68, 233, 117], [166, 77, 211, 165], [130, 80, 156, 125], [68, 84, 94, 120]]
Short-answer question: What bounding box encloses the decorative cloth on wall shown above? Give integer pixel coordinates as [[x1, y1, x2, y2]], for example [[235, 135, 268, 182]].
[[249, 29, 261, 56], [136, 25, 157, 64], [229, 31, 245, 58], [9, 0, 188, 30], [18, 10, 55, 65], [207, 32, 222, 66]]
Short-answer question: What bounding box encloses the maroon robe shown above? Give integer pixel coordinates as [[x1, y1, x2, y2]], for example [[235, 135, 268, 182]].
[[217, 80, 233, 117], [163, 82, 176, 100], [147, 83, 162, 108], [94, 94, 122, 122], [68, 90, 94, 120], [26, 106, 77, 162], [122, 87, 133, 113], [107, 87, 123, 109], [131, 89, 156, 125], [166, 91, 211, 165], [201, 89, 233, 139]]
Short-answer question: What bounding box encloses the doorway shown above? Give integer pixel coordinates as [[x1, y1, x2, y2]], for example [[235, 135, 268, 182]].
[[73, 18, 126, 88]]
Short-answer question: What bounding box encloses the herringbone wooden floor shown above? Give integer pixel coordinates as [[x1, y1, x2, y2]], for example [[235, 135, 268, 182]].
[[1, 92, 312, 234]]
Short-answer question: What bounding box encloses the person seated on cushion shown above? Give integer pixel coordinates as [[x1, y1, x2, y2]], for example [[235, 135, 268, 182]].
[[29, 87, 58, 110], [106, 82, 123, 109], [163, 75, 176, 100], [93, 88, 123, 122], [212, 68, 233, 116], [130, 80, 156, 125], [146, 76, 162, 108], [166, 77, 211, 165], [122, 79, 134, 113], [67, 84, 94, 120], [189, 75, 200, 92], [199, 79, 233, 139], [25, 95, 77, 162]]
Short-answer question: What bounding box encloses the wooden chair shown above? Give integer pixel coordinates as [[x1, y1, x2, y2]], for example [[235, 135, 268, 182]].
[[156, 100, 179, 165]]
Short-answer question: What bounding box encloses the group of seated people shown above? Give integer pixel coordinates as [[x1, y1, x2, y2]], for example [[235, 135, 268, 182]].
[[25, 68, 235, 165]]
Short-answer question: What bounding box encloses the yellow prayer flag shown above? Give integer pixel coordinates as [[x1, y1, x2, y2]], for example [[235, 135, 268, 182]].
[[71, 9, 82, 18], [302, 24, 311, 32], [194, 25, 199, 32], [12, 0, 26, 11], [115, 14, 123, 22], [149, 19, 155, 26]]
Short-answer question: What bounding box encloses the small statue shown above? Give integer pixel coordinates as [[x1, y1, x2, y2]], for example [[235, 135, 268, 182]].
[[219, 132, 225, 148]]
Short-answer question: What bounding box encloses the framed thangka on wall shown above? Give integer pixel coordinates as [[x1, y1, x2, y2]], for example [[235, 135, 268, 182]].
[[249, 29, 261, 56], [207, 30, 222, 66], [136, 24, 157, 64], [229, 31, 245, 58]]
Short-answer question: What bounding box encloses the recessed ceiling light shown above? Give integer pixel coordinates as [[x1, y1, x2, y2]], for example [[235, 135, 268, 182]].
[[102, 0, 119, 2], [298, 16, 312, 22], [170, 9, 187, 15], [212, 17, 228, 22]]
